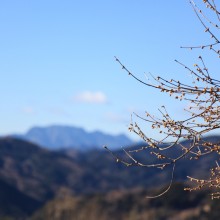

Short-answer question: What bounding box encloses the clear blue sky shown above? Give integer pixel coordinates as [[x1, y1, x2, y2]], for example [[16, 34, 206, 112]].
[[0, 1, 219, 139]]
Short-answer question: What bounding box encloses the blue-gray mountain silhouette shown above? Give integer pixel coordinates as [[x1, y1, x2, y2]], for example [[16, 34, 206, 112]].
[[13, 125, 133, 150]]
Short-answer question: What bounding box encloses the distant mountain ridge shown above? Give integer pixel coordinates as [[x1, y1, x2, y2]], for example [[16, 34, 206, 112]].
[[12, 125, 133, 150]]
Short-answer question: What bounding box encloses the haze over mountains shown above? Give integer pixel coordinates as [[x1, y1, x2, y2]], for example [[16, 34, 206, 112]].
[[11, 125, 133, 150]]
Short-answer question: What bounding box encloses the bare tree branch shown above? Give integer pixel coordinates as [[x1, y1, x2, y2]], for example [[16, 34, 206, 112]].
[[106, 0, 220, 198]]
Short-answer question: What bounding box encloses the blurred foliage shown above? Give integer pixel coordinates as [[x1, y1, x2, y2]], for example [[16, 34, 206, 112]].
[[30, 183, 220, 220]]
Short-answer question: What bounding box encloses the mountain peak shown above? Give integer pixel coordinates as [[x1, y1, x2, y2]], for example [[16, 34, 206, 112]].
[[14, 125, 133, 150]]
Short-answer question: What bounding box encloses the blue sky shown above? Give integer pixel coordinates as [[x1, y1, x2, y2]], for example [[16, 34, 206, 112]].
[[0, 1, 219, 139]]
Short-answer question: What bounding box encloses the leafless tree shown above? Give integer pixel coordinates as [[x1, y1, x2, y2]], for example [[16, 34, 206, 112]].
[[105, 0, 220, 199]]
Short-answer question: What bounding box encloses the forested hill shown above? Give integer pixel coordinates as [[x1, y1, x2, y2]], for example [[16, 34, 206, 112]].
[[0, 136, 220, 219]]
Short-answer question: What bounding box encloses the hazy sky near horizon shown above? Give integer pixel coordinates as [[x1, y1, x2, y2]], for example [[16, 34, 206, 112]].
[[1, 1, 219, 140]]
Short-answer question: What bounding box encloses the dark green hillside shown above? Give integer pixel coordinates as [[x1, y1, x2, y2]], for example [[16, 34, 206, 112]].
[[0, 138, 81, 201], [0, 136, 219, 201], [0, 178, 41, 219], [0, 137, 177, 202]]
